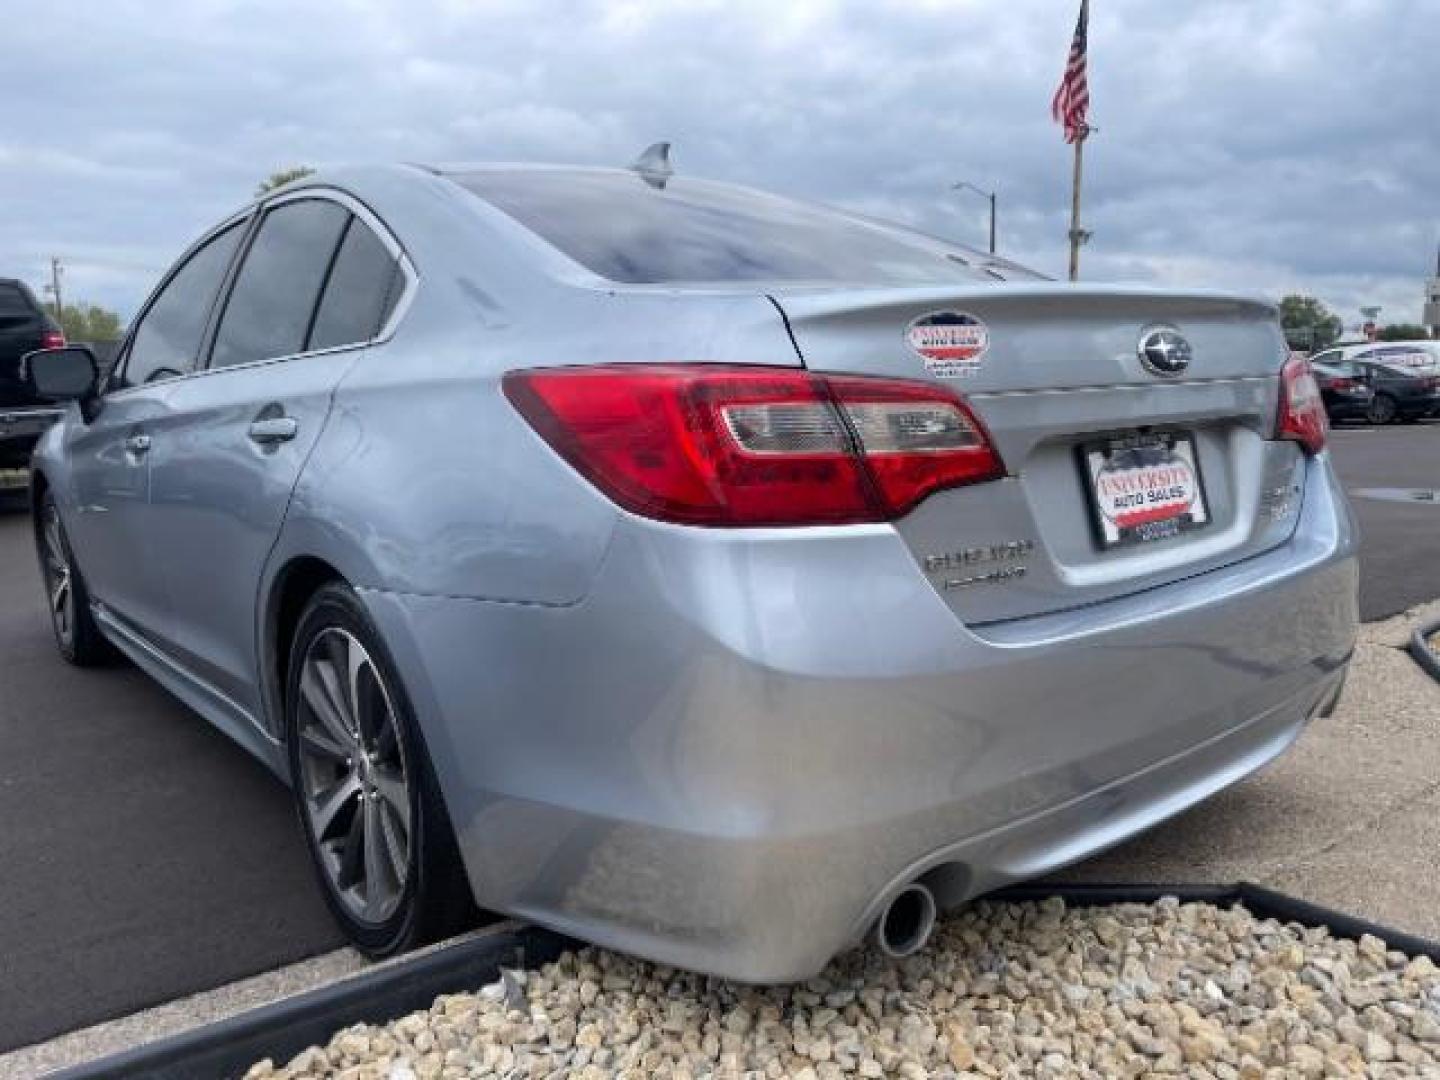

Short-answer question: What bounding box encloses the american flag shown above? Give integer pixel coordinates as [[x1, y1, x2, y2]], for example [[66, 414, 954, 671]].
[[1051, 0, 1091, 144]]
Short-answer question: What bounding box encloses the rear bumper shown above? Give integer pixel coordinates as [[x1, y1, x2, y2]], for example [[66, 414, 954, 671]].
[[364, 453, 1358, 982]]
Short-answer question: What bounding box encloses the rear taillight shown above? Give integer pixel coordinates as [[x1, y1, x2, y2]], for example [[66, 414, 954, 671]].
[[1276, 354, 1327, 455], [503, 365, 1005, 526], [41, 330, 66, 350], [1329, 377, 1356, 390]]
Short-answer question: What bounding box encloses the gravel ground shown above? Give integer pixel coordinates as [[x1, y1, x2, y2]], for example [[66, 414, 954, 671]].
[[244, 898, 1440, 1079]]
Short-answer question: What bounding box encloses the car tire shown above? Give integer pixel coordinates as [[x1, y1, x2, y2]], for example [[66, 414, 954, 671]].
[[285, 581, 476, 958], [35, 490, 114, 666], [1366, 394, 1398, 425]]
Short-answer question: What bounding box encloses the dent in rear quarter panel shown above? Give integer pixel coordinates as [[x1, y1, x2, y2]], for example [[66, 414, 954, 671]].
[[283, 337, 619, 606]]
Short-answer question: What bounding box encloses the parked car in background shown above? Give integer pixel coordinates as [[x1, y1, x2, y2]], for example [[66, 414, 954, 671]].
[[1310, 344, 1440, 424], [1312, 342, 1440, 370], [0, 278, 65, 500], [23, 163, 1358, 982], [1358, 362, 1440, 424], [1354, 342, 1440, 370], [1310, 359, 1374, 423]]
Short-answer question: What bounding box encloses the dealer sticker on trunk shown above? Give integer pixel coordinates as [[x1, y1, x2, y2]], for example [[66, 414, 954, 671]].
[[905, 311, 989, 378], [1083, 431, 1210, 549]]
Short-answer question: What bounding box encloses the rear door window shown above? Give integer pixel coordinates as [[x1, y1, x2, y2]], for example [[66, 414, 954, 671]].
[[209, 199, 350, 370], [122, 223, 245, 387], [307, 218, 403, 351]]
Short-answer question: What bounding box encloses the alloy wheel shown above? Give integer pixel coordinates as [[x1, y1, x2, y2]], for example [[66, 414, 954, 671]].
[[40, 503, 74, 649], [1368, 395, 1397, 425], [296, 627, 412, 924]]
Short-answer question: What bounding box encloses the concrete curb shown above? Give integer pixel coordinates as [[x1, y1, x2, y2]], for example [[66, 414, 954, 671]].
[[53, 884, 1440, 1079]]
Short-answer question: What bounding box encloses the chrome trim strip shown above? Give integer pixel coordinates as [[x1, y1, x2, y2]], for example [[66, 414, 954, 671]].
[[102, 185, 417, 398], [970, 375, 1273, 400]]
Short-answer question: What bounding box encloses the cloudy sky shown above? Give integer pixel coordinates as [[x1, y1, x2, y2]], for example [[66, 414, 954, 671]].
[[3, 0, 1436, 328]]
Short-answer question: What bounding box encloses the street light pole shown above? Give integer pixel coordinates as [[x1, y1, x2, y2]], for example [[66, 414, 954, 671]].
[[952, 180, 997, 254]]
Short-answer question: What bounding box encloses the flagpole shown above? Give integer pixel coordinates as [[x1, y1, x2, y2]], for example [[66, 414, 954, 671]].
[[1067, 127, 1087, 282]]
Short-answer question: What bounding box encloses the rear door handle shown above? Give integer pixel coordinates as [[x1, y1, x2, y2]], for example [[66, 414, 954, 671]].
[[124, 433, 151, 456], [247, 417, 299, 445]]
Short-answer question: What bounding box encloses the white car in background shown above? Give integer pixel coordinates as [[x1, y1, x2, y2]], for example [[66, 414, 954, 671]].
[[1311, 341, 1440, 372]]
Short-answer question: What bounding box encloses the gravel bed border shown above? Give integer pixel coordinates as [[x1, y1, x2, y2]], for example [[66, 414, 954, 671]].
[[1410, 615, 1440, 683], [51, 884, 1440, 1080], [49, 922, 578, 1080]]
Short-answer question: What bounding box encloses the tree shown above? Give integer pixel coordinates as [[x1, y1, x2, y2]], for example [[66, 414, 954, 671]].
[[1278, 294, 1343, 352], [54, 301, 123, 342], [1376, 323, 1432, 342], [255, 166, 314, 197]]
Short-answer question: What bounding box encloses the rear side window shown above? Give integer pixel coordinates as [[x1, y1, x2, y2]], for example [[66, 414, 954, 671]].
[[123, 223, 245, 386], [454, 169, 1027, 286], [307, 218, 402, 351], [210, 199, 350, 370]]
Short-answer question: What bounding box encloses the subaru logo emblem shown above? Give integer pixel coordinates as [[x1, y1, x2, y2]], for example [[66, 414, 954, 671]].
[[1137, 326, 1192, 377]]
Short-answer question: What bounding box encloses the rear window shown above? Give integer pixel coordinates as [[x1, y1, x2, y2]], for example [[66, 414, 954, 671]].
[[454, 168, 1039, 286]]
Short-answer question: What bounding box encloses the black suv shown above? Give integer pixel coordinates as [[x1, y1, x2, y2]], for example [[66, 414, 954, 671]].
[[0, 278, 66, 498]]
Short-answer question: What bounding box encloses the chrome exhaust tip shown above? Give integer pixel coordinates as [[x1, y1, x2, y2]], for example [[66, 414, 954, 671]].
[[872, 883, 938, 959]]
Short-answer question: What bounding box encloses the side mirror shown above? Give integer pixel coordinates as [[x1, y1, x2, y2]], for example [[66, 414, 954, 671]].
[[22, 346, 101, 418]]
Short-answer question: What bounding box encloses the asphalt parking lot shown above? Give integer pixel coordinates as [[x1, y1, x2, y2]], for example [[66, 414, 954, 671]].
[[0, 422, 1436, 1056], [0, 509, 344, 1054], [1328, 421, 1440, 620]]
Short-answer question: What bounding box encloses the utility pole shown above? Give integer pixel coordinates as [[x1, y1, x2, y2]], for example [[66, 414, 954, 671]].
[[48, 256, 64, 320], [1067, 128, 1091, 281]]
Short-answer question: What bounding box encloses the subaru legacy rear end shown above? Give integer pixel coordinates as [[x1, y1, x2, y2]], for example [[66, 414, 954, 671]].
[[372, 165, 1357, 982]]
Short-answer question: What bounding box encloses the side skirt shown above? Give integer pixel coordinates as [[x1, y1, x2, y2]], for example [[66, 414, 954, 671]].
[[93, 603, 289, 782]]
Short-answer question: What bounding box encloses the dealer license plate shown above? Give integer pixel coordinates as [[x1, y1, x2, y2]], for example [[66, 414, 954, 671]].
[[1082, 431, 1210, 549]]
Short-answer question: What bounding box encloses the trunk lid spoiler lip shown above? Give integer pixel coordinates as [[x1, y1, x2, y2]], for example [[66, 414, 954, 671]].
[[764, 282, 1279, 321]]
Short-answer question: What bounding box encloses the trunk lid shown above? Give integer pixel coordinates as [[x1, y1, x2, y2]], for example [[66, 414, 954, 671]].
[[770, 283, 1305, 624]]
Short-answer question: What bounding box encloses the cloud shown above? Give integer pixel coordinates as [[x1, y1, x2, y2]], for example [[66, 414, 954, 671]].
[[2, 0, 1435, 329]]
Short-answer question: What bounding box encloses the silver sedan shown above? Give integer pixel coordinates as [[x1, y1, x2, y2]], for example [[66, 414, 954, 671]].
[[24, 160, 1357, 981]]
